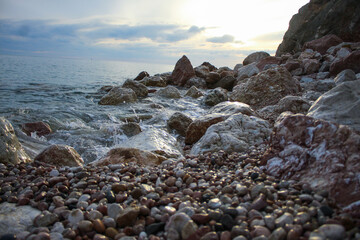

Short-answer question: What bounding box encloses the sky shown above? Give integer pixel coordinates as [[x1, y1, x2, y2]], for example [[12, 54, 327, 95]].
[[0, 0, 309, 67]]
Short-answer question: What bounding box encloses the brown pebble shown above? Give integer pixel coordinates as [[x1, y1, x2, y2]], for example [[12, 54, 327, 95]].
[[78, 220, 93, 233], [105, 227, 118, 239], [93, 219, 106, 233], [93, 234, 109, 240], [220, 231, 231, 240]]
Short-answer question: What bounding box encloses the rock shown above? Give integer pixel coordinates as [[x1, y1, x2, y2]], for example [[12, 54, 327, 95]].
[[139, 76, 167, 87], [208, 101, 256, 116], [211, 76, 236, 91], [78, 220, 93, 233], [190, 113, 271, 155], [231, 66, 301, 109], [275, 213, 294, 228], [165, 212, 191, 234], [22, 121, 52, 137], [185, 77, 207, 89], [258, 96, 311, 122], [276, 0, 360, 56], [194, 65, 210, 79], [35, 144, 84, 167], [268, 227, 286, 240], [134, 71, 149, 81], [256, 56, 281, 71], [330, 50, 360, 75], [156, 86, 181, 99], [0, 203, 41, 234], [307, 80, 360, 131], [99, 87, 137, 105], [334, 69, 357, 85], [236, 63, 259, 81], [98, 85, 113, 93], [171, 55, 196, 86], [261, 113, 360, 207], [120, 122, 142, 137], [243, 51, 270, 65], [0, 117, 31, 164], [68, 209, 84, 226], [185, 114, 227, 145], [167, 112, 193, 136], [34, 211, 59, 227], [116, 207, 140, 227], [120, 128, 183, 158], [91, 147, 166, 166], [303, 34, 344, 55], [185, 86, 204, 98], [303, 59, 320, 74], [203, 88, 228, 106], [181, 220, 198, 239], [206, 72, 221, 84], [122, 80, 148, 98], [311, 224, 346, 240]]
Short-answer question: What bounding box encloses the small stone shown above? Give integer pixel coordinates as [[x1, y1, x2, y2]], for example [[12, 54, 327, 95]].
[[106, 190, 116, 203], [299, 194, 313, 202], [49, 169, 59, 177], [200, 231, 219, 240], [314, 224, 346, 240], [165, 212, 191, 233], [112, 183, 127, 193], [220, 214, 235, 230], [68, 209, 84, 226], [181, 220, 198, 239], [145, 222, 166, 235], [130, 188, 143, 199], [269, 227, 286, 240], [208, 198, 221, 209], [78, 220, 93, 233], [320, 205, 334, 217], [93, 219, 106, 233], [105, 227, 118, 239], [34, 211, 58, 227], [49, 232, 62, 240], [275, 213, 293, 228], [252, 226, 271, 237], [93, 234, 109, 240], [116, 207, 140, 227], [107, 203, 123, 220]]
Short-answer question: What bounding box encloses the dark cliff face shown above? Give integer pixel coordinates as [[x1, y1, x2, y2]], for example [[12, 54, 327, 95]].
[[276, 0, 360, 56]]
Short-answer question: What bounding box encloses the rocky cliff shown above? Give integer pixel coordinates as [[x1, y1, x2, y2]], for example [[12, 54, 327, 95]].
[[276, 0, 360, 56]]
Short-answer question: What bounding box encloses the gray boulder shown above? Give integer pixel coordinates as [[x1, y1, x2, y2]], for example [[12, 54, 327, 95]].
[[307, 80, 360, 131], [139, 76, 167, 87], [0, 203, 41, 234], [185, 86, 204, 98], [156, 86, 181, 99], [167, 112, 193, 136], [334, 69, 356, 85], [99, 87, 137, 105], [243, 51, 270, 65], [203, 87, 228, 106], [236, 63, 259, 81], [0, 117, 31, 164], [122, 79, 148, 97], [190, 113, 271, 155]]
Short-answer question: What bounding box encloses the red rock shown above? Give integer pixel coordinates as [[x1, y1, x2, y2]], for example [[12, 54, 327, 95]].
[[243, 51, 270, 65], [35, 144, 84, 167], [303, 59, 320, 74], [330, 50, 360, 75], [171, 55, 195, 86], [256, 56, 281, 71], [261, 113, 360, 208], [22, 121, 52, 137], [303, 34, 343, 55]]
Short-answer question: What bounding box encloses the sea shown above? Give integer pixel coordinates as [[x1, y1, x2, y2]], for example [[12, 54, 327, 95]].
[[0, 55, 208, 163]]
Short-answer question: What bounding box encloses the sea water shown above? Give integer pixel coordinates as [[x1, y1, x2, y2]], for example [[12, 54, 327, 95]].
[[0, 55, 208, 163]]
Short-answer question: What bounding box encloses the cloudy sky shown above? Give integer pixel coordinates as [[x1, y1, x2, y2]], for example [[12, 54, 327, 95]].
[[0, 0, 309, 67]]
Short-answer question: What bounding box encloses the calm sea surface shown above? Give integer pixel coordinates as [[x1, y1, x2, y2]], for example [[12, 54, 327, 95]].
[[0, 55, 207, 162]]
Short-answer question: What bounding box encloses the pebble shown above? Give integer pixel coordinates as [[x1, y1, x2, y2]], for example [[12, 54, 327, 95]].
[[68, 209, 84, 226], [208, 198, 222, 209], [107, 203, 123, 219], [78, 220, 93, 233]]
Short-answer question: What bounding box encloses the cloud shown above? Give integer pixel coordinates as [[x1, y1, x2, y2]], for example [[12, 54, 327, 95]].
[[207, 34, 235, 43], [251, 31, 284, 43]]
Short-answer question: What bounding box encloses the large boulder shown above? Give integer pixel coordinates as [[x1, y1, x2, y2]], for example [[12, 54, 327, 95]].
[[0, 203, 41, 234], [91, 148, 166, 166], [276, 0, 360, 56], [190, 113, 271, 155], [120, 128, 183, 159], [307, 80, 360, 131], [185, 86, 204, 98], [302, 34, 344, 55], [261, 113, 360, 208], [22, 121, 52, 137], [243, 51, 270, 65], [171, 55, 196, 86], [185, 102, 256, 145], [203, 88, 228, 106], [329, 50, 360, 75], [134, 71, 149, 81], [236, 63, 259, 81], [99, 87, 137, 105], [167, 112, 193, 136], [122, 79, 148, 97], [333, 69, 357, 85], [211, 76, 236, 91], [35, 144, 84, 167], [0, 117, 31, 164], [184, 77, 207, 89], [230, 66, 301, 109], [156, 86, 181, 99], [139, 76, 167, 87]]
